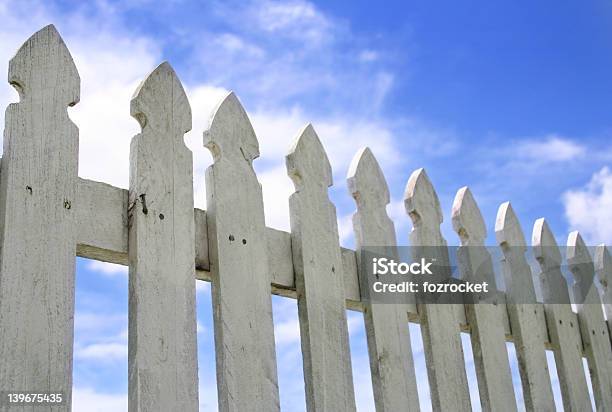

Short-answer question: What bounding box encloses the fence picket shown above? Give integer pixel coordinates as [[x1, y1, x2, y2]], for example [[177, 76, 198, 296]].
[[532, 219, 591, 411], [347, 148, 420, 412], [452, 187, 517, 412], [567, 232, 612, 411], [495, 203, 556, 412], [287, 125, 356, 411], [594, 245, 612, 340], [128, 62, 198, 411], [404, 169, 472, 411], [204, 92, 280, 411], [0, 25, 79, 409]]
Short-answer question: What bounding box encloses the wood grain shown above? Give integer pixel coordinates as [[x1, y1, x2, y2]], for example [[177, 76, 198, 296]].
[[404, 168, 471, 411], [452, 187, 517, 412], [287, 125, 356, 411], [204, 92, 280, 411], [533, 219, 590, 411], [0, 25, 79, 411], [128, 62, 198, 411], [348, 147, 419, 412], [496, 203, 555, 412]]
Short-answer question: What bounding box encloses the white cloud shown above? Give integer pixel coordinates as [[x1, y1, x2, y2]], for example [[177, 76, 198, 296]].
[[72, 388, 127, 412], [192, 0, 393, 117], [75, 312, 126, 336], [337, 213, 354, 247], [248, 0, 334, 45], [185, 84, 229, 209], [213, 33, 265, 58], [274, 318, 301, 346], [75, 342, 127, 362], [257, 165, 294, 230], [516, 135, 585, 163], [351, 356, 375, 412], [87, 260, 128, 276], [196, 320, 205, 334], [346, 310, 363, 336], [387, 199, 409, 241], [563, 167, 612, 244], [74, 310, 128, 363], [198, 383, 219, 411], [372, 72, 394, 112]]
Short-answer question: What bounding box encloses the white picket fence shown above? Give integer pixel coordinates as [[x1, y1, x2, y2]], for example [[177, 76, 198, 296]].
[[0, 24, 611, 412]]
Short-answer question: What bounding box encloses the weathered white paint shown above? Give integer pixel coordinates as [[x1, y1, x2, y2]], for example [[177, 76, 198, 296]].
[[204, 92, 280, 411], [3, 25, 609, 412], [128, 62, 198, 411], [594, 245, 612, 339], [495, 203, 556, 412], [532, 219, 591, 411], [452, 187, 517, 412], [287, 124, 356, 412], [347, 147, 419, 412], [77, 178, 129, 265], [0, 25, 79, 411], [567, 232, 612, 411], [404, 168, 471, 411]]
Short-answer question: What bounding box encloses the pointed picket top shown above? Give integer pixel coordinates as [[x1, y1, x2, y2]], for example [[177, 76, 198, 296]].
[[204, 91, 259, 164], [532, 218, 562, 269], [567, 231, 596, 303], [451, 186, 486, 246], [567, 231, 593, 274], [131, 62, 191, 138], [9, 24, 79, 106], [347, 147, 389, 210], [595, 245, 611, 291], [495, 202, 537, 303], [495, 202, 526, 250], [532, 218, 570, 304], [404, 168, 443, 229], [286, 124, 333, 191], [452, 186, 498, 289]]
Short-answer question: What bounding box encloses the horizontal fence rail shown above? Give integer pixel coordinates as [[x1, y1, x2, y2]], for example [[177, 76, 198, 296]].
[[1, 24, 612, 412]]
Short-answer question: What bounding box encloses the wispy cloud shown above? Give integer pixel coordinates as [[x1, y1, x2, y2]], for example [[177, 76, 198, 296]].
[[247, 0, 335, 45], [75, 342, 127, 362], [516, 135, 585, 163]]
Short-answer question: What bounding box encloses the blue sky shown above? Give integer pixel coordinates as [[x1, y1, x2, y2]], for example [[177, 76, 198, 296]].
[[0, 0, 610, 410]]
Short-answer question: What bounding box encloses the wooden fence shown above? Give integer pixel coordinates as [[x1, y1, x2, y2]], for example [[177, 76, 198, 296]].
[[0, 25, 611, 412]]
